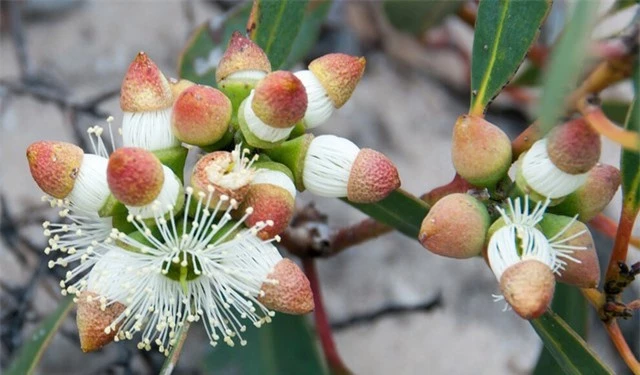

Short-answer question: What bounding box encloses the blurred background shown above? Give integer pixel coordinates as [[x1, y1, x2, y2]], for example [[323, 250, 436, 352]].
[[0, 0, 638, 374]]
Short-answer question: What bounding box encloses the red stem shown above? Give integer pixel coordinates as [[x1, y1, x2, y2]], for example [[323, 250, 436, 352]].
[[606, 205, 639, 281], [590, 214, 640, 249], [605, 320, 640, 374], [302, 259, 352, 375]]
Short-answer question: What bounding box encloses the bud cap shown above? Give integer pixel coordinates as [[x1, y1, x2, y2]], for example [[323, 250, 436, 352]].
[[216, 31, 271, 83], [308, 53, 366, 108], [546, 118, 601, 175], [500, 259, 555, 320], [347, 149, 400, 203], [76, 291, 126, 352], [252, 71, 308, 128], [172, 85, 232, 146], [120, 52, 173, 112], [259, 259, 314, 314], [27, 141, 84, 199], [107, 147, 165, 206]]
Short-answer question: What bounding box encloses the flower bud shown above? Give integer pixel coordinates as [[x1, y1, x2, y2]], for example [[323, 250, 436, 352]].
[[238, 71, 307, 148], [76, 291, 126, 352], [307, 53, 366, 109], [499, 259, 555, 320], [169, 77, 195, 100], [259, 259, 314, 314], [172, 85, 232, 146], [238, 162, 296, 240], [27, 141, 84, 199], [107, 147, 164, 206], [546, 118, 601, 175], [539, 213, 600, 288], [550, 163, 621, 221], [295, 53, 365, 129], [216, 32, 271, 111], [451, 115, 512, 187], [191, 145, 256, 208], [120, 52, 180, 151], [419, 193, 490, 259]]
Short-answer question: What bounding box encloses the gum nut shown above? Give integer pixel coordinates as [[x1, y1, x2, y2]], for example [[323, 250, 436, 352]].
[[120, 52, 173, 112], [107, 147, 164, 206], [76, 291, 126, 352], [419, 193, 490, 259], [172, 85, 232, 146], [252, 71, 308, 128], [169, 77, 196, 99], [216, 31, 271, 83], [191, 151, 249, 204], [308, 53, 366, 108], [452, 115, 512, 187], [27, 141, 84, 199], [547, 117, 601, 175], [259, 259, 314, 314], [240, 184, 295, 240], [346, 149, 401, 203], [500, 259, 555, 320]]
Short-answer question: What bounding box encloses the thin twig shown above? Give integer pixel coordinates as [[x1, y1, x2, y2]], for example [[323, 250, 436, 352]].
[[605, 320, 640, 375]]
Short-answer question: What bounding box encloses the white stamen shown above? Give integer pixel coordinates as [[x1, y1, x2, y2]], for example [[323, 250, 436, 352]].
[[127, 166, 182, 219], [251, 169, 296, 199], [294, 70, 335, 129], [302, 135, 360, 197], [67, 154, 110, 212], [204, 144, 256, 191], [244, 91, 294, 142], [521, 139, 588, 199], [122, 107, 180, 151], [226, 70, 266, 82]]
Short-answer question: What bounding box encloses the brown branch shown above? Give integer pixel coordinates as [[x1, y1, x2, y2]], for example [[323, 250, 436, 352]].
[[605, 205, 639, 282], [605, 320, 640, 375]]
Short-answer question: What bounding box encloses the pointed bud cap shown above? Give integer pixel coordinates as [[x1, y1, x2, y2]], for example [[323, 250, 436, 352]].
[[215, 31, 271, 83], [539, 214, 600, 288], [452, 115, 512, 187], [76, 291, 126, 352], [27, 141, 84, 199], [252, 71, 307, 128], [308, 53, 366, 108], [259, 259, 314, 314], [169, 77, 195, 99], [172, 85, 232, 146], [419, 193, 490, 259], [107, 147, 164, 206], [500, 259, 555, 319], [550, 164, 621, 221], [547, 118, 601, 175], [346, 149, 400, 203], [120, 52, 173, 112]]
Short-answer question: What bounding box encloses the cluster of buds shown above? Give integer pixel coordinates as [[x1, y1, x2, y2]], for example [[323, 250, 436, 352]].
[[26, 32, 401, 354], [419, 115, 619, 320]]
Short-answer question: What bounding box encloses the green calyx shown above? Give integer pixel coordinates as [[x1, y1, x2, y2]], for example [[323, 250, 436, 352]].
[[263, 133, 314, 191], [219, 79, 258, 117], [153, 146, 189, 182], [98, 194, 127, 218], [201, 127, 235, 153]]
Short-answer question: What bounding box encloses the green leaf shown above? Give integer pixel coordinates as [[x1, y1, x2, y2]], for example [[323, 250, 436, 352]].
[[511, 63, 542, 87], [159, 320, 191, 375], [470, 0, 552, 115], [281, 1, 332, 69], [531, 311, 614, 375], [620, 64, 640, 212], [382, 0, 464, 36], [346, 189, 430, 239], [533, 284, 588, 374], [201, 314, 326, 374], [536, 3, 599, 134], [177, 5, 252, 86], [248, 0, 309, 69], [6, 297, 74, 375]]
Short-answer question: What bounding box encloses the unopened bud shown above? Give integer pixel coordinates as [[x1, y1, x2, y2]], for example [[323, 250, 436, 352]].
[[259, 259, 314, 314], [452, 115, 512, 187], [27, 141, 84, 199], [419, 193, 489, 259], [120, 52, 172, 113], [546, 118, 601, 175], [169, 77, 195, 100], [76, 291, 126, 352], [172, 85, 232, 146]]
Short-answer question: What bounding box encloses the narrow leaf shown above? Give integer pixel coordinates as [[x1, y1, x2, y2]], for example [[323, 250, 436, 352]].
[[346, 189, 430, 239], [620, 64, 640, 211], [531, 311, 614, 375], [201, 314, 326, 374], [159, 320, 191, 375], [536, 3, 599, 134], [177, 5, 252, 86], [382, 0, 464, 36], [248, 0, 309, 69], [282, 1, 332, 69], [6, 297, 74, 375], [533, 284, 588, 374], [470, 0, 551, 115]]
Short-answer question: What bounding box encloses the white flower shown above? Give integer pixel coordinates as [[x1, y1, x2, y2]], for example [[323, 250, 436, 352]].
[[294, 70, 334, 129], [122, 108, 180, 151], [521, 139, 588, 199], [302, 135, 360, 197], [252, 169, 296, 200], [243, 91, 295, 143], [72, 186, 283, 353]]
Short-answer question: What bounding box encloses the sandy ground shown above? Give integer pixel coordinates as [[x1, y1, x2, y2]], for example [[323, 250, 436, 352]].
[[0, 1, 637, 374]]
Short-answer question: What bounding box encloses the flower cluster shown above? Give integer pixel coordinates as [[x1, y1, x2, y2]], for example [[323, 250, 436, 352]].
[[420, 115, 618, 320], [26, 32, 401, 354]]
